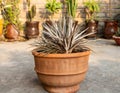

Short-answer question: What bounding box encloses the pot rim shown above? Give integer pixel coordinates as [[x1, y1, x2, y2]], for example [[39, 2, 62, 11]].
[[113, 35, 120, 39], [32, 48, 91, 58], [26, 21, 39, 24], [104, 20, 117, 22]]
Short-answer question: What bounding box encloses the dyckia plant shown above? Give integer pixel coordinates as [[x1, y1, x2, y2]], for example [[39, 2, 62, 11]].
[[35, 17, 94, 54]]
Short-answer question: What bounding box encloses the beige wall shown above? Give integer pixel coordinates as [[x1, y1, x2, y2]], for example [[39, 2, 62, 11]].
[[19, 0, 120, 24]]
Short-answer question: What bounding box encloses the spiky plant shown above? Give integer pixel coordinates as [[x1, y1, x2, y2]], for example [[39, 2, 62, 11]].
[[26, 0, 36, 22], [35, 17, 94, 54]]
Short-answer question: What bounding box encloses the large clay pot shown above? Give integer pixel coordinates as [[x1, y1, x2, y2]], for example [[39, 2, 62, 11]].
[[32, 49, 90, 93], [25, 21, 39, 39], [104, 20, 118, 39], [86, 20, 98, 38], [113, 35, 120, 46], [4, 24, 19, 40]]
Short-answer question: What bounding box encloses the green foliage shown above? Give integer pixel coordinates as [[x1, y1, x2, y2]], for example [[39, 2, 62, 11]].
[[83, 0, 100, 21], [84, 0, 100, 13], [35, 17, 94, 54], [66, 0, 78, 18], [26, 0, 36, 22], [116, 28, 120, 37], [26, 0, 30, 7], [0, 1, 12, 13], [45, 0, 62, 14], [1, 0, 21, 30]]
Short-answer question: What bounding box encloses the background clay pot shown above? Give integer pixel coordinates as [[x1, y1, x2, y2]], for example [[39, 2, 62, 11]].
[[86, 20, 98, 38], [4, 24, 19, 40], [25, 21, 39, 39], [104, 20, 118, 39], [113, 35, 120, 45], [32, 49, 90, 93]]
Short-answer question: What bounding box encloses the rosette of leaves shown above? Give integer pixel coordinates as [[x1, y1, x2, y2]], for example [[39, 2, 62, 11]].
[[66, 0, 78, 18], [35, 17, 94, 54], [45, 0, 62, 15], [26, 0, 36, 22]]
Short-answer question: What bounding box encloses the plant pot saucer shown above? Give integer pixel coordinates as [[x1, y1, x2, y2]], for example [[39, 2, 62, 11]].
[[5, 38, 19, 42], [113, 35, 120, 46]]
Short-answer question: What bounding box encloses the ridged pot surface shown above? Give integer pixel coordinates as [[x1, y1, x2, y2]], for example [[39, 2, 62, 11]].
[[113, 35, 120, 45], [25, 21, 39, 39], [32, 49, 91, 93]]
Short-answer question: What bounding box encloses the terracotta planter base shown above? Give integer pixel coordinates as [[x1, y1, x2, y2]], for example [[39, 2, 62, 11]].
[[26, 35, 38, 39], [36, 71, 86, 93], [44, 84, 79, 93]]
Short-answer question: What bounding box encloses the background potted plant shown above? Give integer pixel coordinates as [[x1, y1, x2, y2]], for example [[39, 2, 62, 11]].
[[32, 17, 94, 93], [66, 0, 78, 19], [113, 27, 120, 45], [83, 0, 100, 38], [2, 0, 21, 41], [45, 0, 62, 20], [24, 0, 39, 39], [104, 0, 118, 39]]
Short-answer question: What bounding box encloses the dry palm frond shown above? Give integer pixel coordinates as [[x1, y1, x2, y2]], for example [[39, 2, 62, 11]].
[[35, 17, 94, 54]]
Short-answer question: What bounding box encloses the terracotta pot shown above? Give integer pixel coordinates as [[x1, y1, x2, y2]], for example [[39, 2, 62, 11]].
[[25, 21, 39, 39], [32, 49, 90, 93], [4, 24, 19, 40], [104, 20, 118, 39], [113, 35, 120, 45], [86, 20, 98, 38]]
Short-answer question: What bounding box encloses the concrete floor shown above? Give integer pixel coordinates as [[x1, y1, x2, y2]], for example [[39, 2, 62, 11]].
[[0, 39, 120, 93]]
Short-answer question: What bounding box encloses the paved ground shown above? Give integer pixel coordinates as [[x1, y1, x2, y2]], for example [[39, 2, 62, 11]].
[[0, 39, 120, 93]]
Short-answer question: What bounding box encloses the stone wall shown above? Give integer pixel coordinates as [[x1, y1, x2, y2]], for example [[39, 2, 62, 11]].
[[19, 0, 120, 33], [19, 0, 120, 22]]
